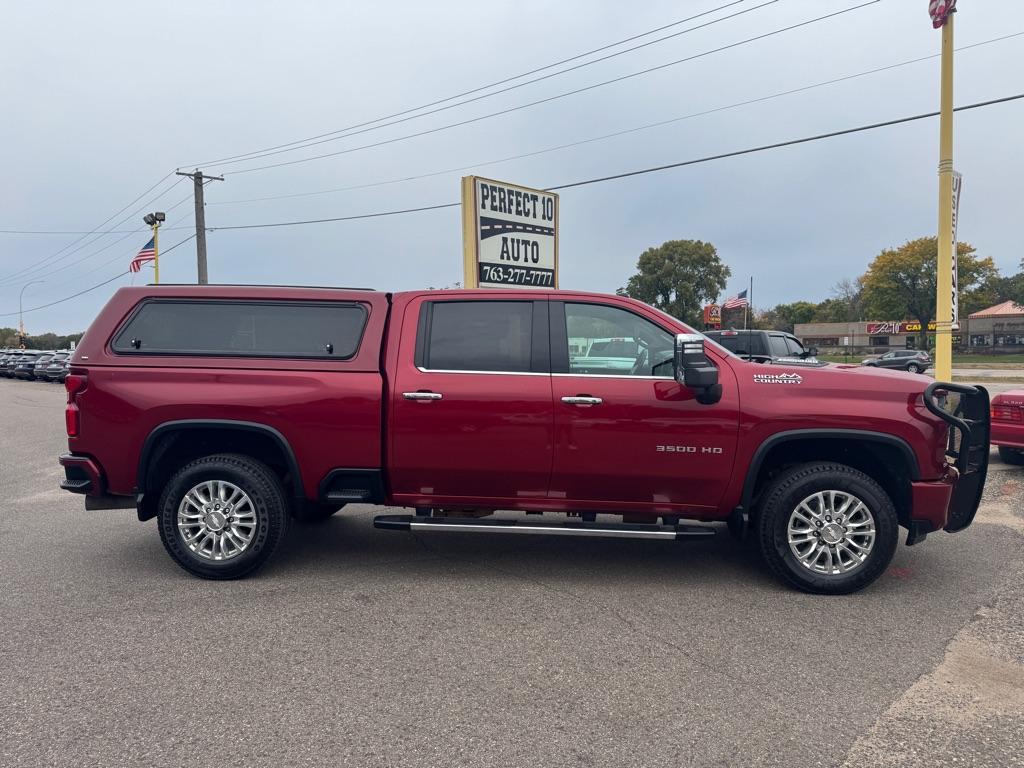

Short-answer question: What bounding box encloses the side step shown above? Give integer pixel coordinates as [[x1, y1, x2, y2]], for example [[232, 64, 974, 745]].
[[373, 514, 716, 541]]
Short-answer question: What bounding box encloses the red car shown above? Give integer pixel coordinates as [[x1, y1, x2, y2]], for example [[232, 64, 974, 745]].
[[991, 389, 1024, 465], [59, 286, 990, 594]]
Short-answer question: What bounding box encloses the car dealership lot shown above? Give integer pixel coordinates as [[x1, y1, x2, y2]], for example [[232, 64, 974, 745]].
[[1, 378, 1022, 768]]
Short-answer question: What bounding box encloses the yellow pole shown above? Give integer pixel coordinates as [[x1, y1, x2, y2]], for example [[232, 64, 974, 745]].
[[152, 220, 160, 285], [934, 13, 955, 381]]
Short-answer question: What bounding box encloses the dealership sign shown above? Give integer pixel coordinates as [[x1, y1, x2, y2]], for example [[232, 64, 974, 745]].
[[461, 175, 558, 289], [867, 321, 938, 335]]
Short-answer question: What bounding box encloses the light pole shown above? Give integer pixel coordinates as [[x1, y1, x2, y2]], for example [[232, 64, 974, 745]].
[[931, 1, 958, 381], [142, 212, 165, 284], [19, 279, 45, 343]]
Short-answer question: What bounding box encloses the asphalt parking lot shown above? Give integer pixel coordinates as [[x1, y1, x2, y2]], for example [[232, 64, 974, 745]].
[[1, 378, 1022, 767]]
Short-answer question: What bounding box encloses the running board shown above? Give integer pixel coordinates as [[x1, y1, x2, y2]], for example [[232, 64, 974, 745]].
[[373, 514, 716, 540]]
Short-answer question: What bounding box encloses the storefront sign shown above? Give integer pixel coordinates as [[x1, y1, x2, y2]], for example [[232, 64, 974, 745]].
[[867, 321, 938, 335], [703, 304, 721, 329]]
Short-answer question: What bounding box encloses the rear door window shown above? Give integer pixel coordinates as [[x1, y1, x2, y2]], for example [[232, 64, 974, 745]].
[[419, 300, 538, 373], [112, 300, 368, 358]]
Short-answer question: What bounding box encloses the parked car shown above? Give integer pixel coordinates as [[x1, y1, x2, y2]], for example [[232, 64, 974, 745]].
[[991, 389, 1024, 465], [12, 351, 42, 379], [32, 352, 55, 379], [60, 285, 990, 594], [704, 329, 819, 364], [861, 350, 932, 374], [570, 337, 645, 375], [0, 350, 22, 377], [42, 351, 70, 382]]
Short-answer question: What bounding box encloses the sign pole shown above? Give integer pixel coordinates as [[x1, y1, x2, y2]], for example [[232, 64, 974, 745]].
[[152, 219, 161, 286], [461, 176, 479, 288], [934, 8, 956, 381]]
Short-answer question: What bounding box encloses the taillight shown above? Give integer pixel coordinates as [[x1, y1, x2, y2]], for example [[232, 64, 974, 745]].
[[65, 374, 87, 437], [992, 404, 1022, 423]]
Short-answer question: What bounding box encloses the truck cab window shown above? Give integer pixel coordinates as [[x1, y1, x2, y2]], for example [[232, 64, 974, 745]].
[[564, 303, 673, 376], [423, 301, 534, 372]]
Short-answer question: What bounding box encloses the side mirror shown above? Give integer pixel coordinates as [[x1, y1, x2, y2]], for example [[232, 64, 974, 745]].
[[674, 334, 722, 405], [806, 346, 819, 358]]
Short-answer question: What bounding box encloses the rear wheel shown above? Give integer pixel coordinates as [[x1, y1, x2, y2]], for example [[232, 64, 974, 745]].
[[757, 462, 898, 594], [999, 446, 1024, 466], [906, 362, 922, 374], [157, 453, 289, 579]]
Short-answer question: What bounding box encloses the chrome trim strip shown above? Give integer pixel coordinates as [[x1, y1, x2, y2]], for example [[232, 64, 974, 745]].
[[554, 372, 675, 380], [416, 367, 548, 376]]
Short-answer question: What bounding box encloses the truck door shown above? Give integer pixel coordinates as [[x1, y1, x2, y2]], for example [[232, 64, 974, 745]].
[[389, 297, 553, 506], [549, 300, 739, 514]]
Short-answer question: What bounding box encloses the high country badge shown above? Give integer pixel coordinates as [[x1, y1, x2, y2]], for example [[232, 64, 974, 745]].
[[753, 372, 803, 385]]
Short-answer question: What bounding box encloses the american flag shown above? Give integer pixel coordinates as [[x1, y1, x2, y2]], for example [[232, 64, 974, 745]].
[[129, 238, 156, 273], [722, 290, 748, 310]]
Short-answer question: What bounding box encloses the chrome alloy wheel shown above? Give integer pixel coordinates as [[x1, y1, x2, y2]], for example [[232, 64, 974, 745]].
[[786, 490, 876, 576], [177, 480, 257, 561]]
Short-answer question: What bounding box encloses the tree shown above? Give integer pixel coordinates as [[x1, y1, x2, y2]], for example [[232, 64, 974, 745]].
[[760, 301, 817, 332], [618, 239, 731, 327], [861, 237, 998, 348]]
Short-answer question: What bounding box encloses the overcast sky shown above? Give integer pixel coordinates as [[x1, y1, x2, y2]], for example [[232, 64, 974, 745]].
[[1, 0, 1022, 333]]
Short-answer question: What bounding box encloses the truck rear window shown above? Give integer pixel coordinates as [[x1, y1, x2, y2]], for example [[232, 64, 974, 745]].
[[112, 300, 367, 359]]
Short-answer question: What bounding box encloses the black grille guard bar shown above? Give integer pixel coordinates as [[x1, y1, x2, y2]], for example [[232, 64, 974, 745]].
[[924, 381, 978, 473]]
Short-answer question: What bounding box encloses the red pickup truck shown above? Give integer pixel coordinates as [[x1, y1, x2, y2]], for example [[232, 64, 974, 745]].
[[59, 285, 990, 594]]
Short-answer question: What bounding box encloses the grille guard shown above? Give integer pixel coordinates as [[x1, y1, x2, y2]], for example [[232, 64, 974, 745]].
[[923, 382, 991, 532]]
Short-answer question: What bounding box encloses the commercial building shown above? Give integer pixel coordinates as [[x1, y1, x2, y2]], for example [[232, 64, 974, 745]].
[[794, 300, 1024, 354]]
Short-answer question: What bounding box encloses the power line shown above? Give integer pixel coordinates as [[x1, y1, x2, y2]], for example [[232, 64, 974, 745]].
[[197, 0, 784, 170], [208, 31, 1024, 207], [223, 0, 882, 176], [187, 0, 765, 168], [9, 181, 213, 289], [0, 173, 177, 283], [0, 177, 188, 287], [1, 234, 197, 318], [205, 93, 1024, 232]]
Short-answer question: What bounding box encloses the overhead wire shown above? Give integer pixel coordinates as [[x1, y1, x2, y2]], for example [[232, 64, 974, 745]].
[[187, 0, 767, 168], [0, 178, 189, 287], [207, 31, 1024, 207], [1, 234, 197, 318], [221, 1, 882, 176], [204, 93, 1024, 232], [196, 0, 785, 169], [0, 173, 178, 283]]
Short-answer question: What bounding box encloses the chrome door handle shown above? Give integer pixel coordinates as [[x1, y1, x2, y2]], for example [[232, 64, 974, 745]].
[[561, 396, 602, 405], [403, 391, 443, 401]]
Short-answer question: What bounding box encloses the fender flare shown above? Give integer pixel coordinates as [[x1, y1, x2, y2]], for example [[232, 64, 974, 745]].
[[739, 429, 921, 511], [136, 419, 304, 498]]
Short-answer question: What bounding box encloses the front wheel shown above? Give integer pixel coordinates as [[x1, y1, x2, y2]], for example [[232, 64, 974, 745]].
[[157, 453, 290, 579], [999, 446, 1024, 466], [757, 462, 898, 594]]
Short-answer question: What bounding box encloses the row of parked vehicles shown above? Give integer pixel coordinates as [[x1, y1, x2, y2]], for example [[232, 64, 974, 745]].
[[0, 349, 72, 382]]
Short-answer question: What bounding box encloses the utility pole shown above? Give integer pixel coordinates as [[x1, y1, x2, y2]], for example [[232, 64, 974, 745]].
[[931, 1, 957, 381], [175, 169, 223, 284]]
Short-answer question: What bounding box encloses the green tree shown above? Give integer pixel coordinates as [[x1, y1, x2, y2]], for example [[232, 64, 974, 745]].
[[618, 239, 731, 327], [861, 237, 998, 349], [761, 301, 817, 332]]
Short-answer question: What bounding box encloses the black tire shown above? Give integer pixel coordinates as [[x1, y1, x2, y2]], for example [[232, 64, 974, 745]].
[[906, 363, 921, 374], [999, 446, 1024, 466], [757, 462, 899, 595], [157, 453, 289, 579]]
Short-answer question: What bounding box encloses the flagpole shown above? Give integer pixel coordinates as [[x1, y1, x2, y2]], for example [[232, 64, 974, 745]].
[[152, 220, 160, 285], [747, 276, 753, 330]]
